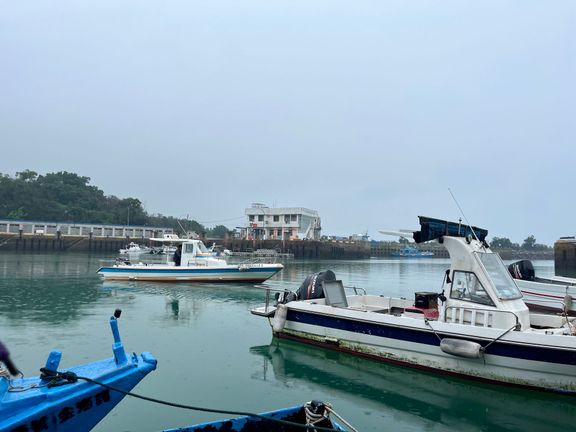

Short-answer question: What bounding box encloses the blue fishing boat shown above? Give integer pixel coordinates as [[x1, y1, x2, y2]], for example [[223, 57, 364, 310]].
[[0, 310, 157, 432], [390, 246, 434, 257], [163, 400, 350, 431]]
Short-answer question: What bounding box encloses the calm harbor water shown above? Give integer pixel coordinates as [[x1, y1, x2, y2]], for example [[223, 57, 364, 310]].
[[1, 253, 574, 431]]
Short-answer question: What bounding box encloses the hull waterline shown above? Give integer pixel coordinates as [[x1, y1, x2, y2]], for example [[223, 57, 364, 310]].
[[97, 265, 283, 283]]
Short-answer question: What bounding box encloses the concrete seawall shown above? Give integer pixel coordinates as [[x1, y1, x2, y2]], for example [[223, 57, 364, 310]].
[[0, 233, 555, 261], [0, 234, 372, 259]]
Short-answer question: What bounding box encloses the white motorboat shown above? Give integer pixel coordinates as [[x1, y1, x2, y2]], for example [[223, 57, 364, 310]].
[[99, 238, 283, 283], [119, 241, 149, 255], [252, 216, 576, 393], [508, 259, 576, 316]]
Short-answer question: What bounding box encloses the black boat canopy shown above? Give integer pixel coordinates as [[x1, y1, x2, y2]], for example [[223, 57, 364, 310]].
[[413, 216, 488, 244]]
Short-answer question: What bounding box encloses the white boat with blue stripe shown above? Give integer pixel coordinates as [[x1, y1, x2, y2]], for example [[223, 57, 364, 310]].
[[252, 216, 576, 393], [98, 239, 283, 283]]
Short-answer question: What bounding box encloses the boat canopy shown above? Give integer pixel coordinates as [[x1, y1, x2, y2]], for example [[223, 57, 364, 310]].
[[414, 216, 488, 243]]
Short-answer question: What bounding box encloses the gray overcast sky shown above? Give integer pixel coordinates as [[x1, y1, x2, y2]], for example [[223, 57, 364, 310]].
[[1, 1, 574, 245]]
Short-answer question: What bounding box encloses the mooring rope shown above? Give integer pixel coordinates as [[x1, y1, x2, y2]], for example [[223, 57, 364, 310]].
[[38, 368, 346, 431]]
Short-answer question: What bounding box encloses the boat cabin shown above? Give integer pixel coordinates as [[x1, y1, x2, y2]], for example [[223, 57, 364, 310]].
[[178, 239, 227, 267]]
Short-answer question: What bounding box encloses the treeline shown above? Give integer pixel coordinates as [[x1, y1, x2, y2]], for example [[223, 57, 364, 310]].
[[0, 170, 231, 238], [490, 236, 551, 251]]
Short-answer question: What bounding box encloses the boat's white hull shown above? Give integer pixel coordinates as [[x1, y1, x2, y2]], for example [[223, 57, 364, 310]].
[[257, 303, 576, 393], [516, 279, 576, 316], [98, 263, 283, 282]]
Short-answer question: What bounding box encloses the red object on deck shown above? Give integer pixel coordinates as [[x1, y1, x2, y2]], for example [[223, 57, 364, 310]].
[[405, 306, 439, 320]]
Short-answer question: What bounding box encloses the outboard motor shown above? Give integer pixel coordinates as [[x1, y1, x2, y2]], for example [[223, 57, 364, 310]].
[[508, 260, 535, 281], [296, 270, 336, 300], [276, 270, 337, 305]]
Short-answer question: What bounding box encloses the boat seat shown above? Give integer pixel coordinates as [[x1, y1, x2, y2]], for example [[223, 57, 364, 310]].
[[322, 280, 349, 308]]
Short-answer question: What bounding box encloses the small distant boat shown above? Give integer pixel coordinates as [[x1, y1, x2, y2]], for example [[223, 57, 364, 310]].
[[98, 239, 283, 283], [390, 246, 434, 258], [379, 229, 434, 257], [119, 242, 150, 255], [162, 400, 350, 431], [508, 259, 576, 316], [0, 310, 156, 431]]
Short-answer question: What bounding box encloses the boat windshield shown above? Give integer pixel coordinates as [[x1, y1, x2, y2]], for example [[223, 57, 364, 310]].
[[197, 242, 209, 253], [476, 252, 522, 300]]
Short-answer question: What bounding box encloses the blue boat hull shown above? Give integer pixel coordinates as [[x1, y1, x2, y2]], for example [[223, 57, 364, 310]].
[[1, 353, 156, 432], [1, 312, 156, 432], [162, 404, 346, 431]]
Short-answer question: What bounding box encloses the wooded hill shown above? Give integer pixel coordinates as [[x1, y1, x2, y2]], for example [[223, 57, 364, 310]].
[[0, 170, 230, 237]]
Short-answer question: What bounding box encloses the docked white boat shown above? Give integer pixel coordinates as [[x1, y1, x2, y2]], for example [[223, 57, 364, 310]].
[[508, 259, 576, 316], [99, 239, 283, 283], [119, 241, 150, 255], [252, 216, 576, 393]]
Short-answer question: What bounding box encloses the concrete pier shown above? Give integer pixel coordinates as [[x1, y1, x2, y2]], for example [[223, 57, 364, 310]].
[[555, 238, 576, 277], [225, 239, 371, 259]]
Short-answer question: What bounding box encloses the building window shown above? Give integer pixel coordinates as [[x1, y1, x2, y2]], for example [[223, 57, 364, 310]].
[[284, 215, 290, 223], [273, 215, 279, 222], [249, 215, 254, 221], [258, 215, 264, 222]]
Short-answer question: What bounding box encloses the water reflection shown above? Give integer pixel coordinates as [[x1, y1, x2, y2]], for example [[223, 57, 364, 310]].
[[100, 280, 270, 304], [250, 339, 576, 431]]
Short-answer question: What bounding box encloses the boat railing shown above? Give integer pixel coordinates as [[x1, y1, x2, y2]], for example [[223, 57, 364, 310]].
[[346, 285, 366, 295], [186, 259, 209, 267], [253, 283, 366, 316], [241, 256, 280, 265], [444, 306, 520, 329], [254, 285, 292, 315]]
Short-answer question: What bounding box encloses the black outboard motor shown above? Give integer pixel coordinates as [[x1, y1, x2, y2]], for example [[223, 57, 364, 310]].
[[508, 260, 535, 281], [296, 270, 336, 300]]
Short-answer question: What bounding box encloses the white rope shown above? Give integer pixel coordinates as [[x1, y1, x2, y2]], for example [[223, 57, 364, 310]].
[[324, 405, 359, 432]]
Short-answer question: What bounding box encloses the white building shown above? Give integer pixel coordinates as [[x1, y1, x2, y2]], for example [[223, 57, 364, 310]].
[[243, 204, 321, 240]]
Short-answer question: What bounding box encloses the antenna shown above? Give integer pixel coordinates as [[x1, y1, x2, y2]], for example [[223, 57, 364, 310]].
[[448, 188, 480, 243], [177, 219, 189, 238]]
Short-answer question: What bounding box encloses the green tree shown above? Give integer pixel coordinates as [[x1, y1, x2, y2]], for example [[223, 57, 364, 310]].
[[522, 235, 537, 250], [208, 224, 230, 238], [490, 237, 514, 248], [0, 170, 229, 235], [15, 170, 38, 182], [7, 207, 27, 219]]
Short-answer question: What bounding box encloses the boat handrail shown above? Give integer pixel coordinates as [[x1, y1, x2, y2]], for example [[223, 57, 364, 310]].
[[241, 256, 279, 265], [444, 305, 520, 328], [186, 259, 209, 267], [253, 285, 293, 315], [253, 283, 365, 316], [346, 285, 366, 295]]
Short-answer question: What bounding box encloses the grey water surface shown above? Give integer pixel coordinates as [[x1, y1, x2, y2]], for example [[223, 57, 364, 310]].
[[1, 253, 573, 432]]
